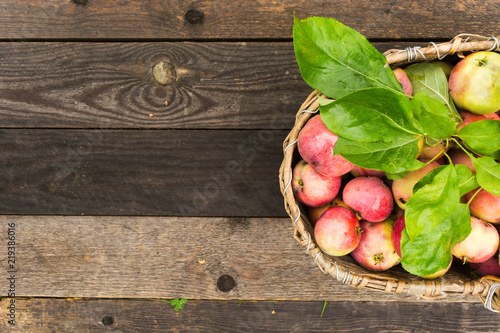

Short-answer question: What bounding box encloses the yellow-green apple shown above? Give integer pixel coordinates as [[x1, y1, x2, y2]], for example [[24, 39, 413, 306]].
[[314, 206, 361, 256], [351, 218, 400, 271], [421, 258, 453, 279], [391, 160, 441, 209], [452, 216, 499, 264], [449, 51, 500, 115], [292, 160, 341, 207], [343, 177, 393, 222], [463, 188, 500, 223], [418, 141, 448, 160], [298, 115, 354, 177]]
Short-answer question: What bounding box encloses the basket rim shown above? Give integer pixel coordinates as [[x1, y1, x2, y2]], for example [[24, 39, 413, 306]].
[[279, 34, 500, 310]]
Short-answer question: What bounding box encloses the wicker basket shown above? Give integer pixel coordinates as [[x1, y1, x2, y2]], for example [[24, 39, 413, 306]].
[[279, 34, 500, 311]]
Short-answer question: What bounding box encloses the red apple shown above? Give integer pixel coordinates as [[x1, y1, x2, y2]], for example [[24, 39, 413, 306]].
[[391, 215, 405, 257], [292, 160, 341, 207], [464, 188, 500, 223], [452, 216, 499, 264], [308, 195, 351, 225], [393, 68, 412, 97], [314, 206, 362, 256], [298, 115, 354, 177], [351, 219, 400, 271], [457, 110, 500, 132], [468, 256, 500, 277], [350, 165, 385, 178], [343, 177, 393, 222], [449, 148, 476, 173]]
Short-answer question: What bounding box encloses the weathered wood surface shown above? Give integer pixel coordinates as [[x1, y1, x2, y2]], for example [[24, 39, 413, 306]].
[[0, 0, 498, 40], [0, 216, 480, 302], [0, 129, 286, 216], [0, 42, 418, 129], [1, 298, 499, 332]]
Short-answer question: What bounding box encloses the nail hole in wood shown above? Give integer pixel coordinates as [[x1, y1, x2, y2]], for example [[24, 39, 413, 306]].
[[101, 316, 114, 326], [185, 9, 204, 25], [217, 274, 236, 292]]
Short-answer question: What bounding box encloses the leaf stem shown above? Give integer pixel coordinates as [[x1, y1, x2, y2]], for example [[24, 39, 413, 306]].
[[451, 137, 474, 158], [466, 187, 483, 205]]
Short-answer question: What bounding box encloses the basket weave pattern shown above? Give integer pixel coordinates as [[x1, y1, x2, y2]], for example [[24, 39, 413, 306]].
[[279, 35, 500, 310]]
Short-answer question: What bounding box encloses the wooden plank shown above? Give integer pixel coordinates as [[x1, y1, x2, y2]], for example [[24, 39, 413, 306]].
[[0, 1, 498, 40], [0, 41, 418, 129], [0, 216, 480, 303], [0, 42, 305, 129], [0, 129, 287, 216], [1, 298, 499, 332]]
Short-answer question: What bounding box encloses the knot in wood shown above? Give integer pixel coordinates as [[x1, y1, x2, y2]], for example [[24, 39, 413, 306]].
[[185, 9, 204, 25], [152, 61, 176, 86]]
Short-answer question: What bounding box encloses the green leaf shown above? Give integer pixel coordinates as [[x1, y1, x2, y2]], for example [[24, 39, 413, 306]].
[[457, 120, 500, 158], [320, 88, 422, 143], [386, 170, 411, 180], [293, 16, 404, 99], [410, 92, 456, 140], [405, 62, 461, 123], [414, 164, 479, 197], [334, 136, 425, 174], [472, 156, 500, 196], [401, 203, 471, 277], [405, 164, 460, 239]]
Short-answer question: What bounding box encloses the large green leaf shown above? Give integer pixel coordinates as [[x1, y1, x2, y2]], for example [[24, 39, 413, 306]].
[[457, 120, 500, 158], [473, 156, 500, 196], [405, 62, 461, 123], [410, 92, 456, 140], [293, 16, 404, 99], [413, 164, 479, 197], [401, 203, 471, 277], [405, 164, 460, 239], [334, 136, 424, 174], [320, 88, 422, 143]]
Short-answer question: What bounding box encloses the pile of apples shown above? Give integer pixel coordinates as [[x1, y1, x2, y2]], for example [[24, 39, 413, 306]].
[[293, 51, 500, 277]]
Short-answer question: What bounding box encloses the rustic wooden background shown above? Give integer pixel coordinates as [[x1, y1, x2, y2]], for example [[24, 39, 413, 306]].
[[0, 0, 499, 331]]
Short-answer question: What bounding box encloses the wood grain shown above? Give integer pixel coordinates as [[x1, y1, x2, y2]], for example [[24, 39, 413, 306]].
[[0, 216, 481, 302], [1, 298, 499, 332], [0, 41, 418, 129], [0, 129, 287, 216], [0, 0, 498, 40]]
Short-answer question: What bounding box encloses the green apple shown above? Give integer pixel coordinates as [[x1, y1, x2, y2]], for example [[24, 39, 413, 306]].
[[448, 51, 500, 115]]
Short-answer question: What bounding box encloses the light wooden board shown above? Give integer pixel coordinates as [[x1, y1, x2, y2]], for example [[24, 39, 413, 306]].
[[0, 0, 497, 40], [0, 216, 480, 303], [1, 298, 499, 332]]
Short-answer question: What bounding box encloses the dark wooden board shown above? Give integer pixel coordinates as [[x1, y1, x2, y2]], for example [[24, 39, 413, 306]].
[[1, 298, 499, 332], [0, 0, 498, 40], [0, 42, 420, 130], [0, 216, 480, 302], [0, 129, 287, 216]]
